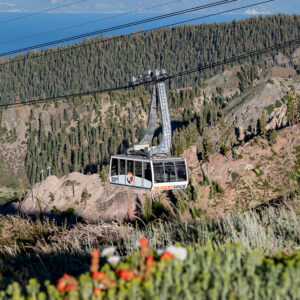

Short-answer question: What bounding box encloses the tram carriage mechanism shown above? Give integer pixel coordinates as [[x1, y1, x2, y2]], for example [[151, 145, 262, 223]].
[[109, 69, 188, 191]]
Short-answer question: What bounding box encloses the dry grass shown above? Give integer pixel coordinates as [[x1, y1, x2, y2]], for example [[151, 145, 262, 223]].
[[1, 198, 299, 257], [0, 196, 299, 287]]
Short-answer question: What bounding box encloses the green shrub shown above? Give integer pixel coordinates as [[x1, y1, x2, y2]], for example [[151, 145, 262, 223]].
[[72, 109, 80, 121], [51, 206, 60, 214], [254, 166, 263, 176], [1, 241, 300, 299], [265, 104, 275, 115], [49, 192, 55, 202], [61, 208, 75, 218], [231, 172, 239, 180], [142, 196, 153, 223], [275, 99, 282, 108], [81, 188, 91, 202], [99, 165, 109, 183], [268, 130, 278, 145]]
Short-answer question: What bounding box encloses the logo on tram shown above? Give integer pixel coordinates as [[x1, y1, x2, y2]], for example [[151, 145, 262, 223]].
[[127, 172, 133, 184], [154, 184, 187, 190]]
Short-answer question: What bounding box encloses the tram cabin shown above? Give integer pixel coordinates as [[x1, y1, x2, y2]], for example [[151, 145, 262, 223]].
[[109, 155, 188, 191]]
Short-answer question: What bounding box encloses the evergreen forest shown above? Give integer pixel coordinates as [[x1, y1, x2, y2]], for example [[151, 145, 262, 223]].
[[0, 14, 299, 105]]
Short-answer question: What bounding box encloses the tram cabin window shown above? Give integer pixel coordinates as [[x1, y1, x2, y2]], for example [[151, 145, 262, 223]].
[[127, 160, 133, 174], [135, 161, 142, 178], [176, 161, 187, 181], [153, 162, 165, 183], [120, 159, 125, 175], [164, 162, 177, 182], [144, 162, 152, 182], [111, 159, 118, 176]]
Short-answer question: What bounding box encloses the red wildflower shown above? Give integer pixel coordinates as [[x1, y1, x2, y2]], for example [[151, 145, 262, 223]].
[[160, 251, 173, 261], [116, 269, 138, 281], [57, 273, 79, 292]]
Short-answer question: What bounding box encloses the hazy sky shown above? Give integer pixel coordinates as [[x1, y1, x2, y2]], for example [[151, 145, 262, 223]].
[[0, 0, 298, 14]]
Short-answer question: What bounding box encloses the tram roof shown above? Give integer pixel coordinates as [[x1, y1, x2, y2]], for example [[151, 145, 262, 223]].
[[111, 154, 186, 163]]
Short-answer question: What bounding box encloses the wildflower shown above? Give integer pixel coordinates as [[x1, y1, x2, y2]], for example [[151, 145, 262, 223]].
[[245, 164, 254, 171], [92, 271, 106, 281], [57, 273, 78, 292], [93, 287, 102, 296], [146, 255, 155, 269], [92, 249, 100, 259], [92, 271, 116, 289], [101, 246, 116, 257], [160, 251, 174, 261], [139, 237, 149, 248], [116, 269, 138, 281], [107, 255, 120, 267], [90, 249, 100, 273], [156, 249, 164, 256], [165, 246, 187, 261]]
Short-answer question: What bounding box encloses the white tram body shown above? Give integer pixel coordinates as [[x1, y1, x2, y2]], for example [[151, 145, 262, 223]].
[[109, 155, 188, 191]]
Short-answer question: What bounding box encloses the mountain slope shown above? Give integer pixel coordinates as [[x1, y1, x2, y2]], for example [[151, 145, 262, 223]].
[[0, 14, 299, 104]]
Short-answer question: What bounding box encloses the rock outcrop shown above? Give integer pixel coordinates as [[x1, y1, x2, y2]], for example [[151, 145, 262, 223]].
[[16, 172, 149, 222], [180, 124, 300, 217]]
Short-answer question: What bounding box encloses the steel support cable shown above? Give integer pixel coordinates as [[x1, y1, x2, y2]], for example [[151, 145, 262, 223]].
[[0, 36, 298, 109], [0, 0, 273, 67], [158, 0, 273, 29], [0, 0, 237, 57], [0, 0, 185, 47], [0, 0, 87, 25]]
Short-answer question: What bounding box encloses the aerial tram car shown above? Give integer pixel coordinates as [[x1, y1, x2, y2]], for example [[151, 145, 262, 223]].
[[109, 69, 188, 191]]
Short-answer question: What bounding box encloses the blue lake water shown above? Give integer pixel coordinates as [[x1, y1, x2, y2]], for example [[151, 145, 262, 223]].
[[0, 13, 258, 55]]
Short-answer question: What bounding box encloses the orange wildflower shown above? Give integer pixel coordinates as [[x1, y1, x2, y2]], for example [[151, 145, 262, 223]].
[[92, 271, 106, 281], [146, 255, 155, 270], [57, 273, 78, 292], [90, 249, 100, 273], [139, 237, 149, 248], [93, 287, 102, 296], [116, 269, 138, 281], [160, 251, 173, 261], [92, 271, 116, 289]]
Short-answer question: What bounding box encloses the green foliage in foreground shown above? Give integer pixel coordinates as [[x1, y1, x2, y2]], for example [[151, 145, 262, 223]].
[[1, 242, 300, 299]]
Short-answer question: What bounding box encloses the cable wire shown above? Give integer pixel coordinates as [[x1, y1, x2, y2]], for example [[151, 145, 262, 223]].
[[0, 0, 272, 67], [160, 0, 273, 28], [0, 0, 237, 57], [0, 36, 298, 109], [0, 0, 184, 47], [0, 0, 87, 25]]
